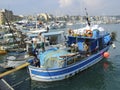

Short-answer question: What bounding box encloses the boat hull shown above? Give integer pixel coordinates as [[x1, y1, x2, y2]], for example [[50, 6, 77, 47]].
[[4, 55, 34, 69], [6, 60, 27, 68], [0, 50, 7, 55], [28, 46, 109, 82]]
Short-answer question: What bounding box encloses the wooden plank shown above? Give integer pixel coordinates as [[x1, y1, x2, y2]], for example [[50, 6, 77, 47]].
[[0, 62, 30, 78]]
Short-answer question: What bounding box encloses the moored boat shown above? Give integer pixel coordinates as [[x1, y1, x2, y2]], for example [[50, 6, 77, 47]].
[[0, 46, 7, 55], [0, 50, 7, 55], [0, 51, 33, 69], [27, 25, 115, 82]]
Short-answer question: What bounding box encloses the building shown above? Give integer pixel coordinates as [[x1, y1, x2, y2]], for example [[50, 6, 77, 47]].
[[0, 9, 22, 25], [37, 13, 54, 22], [0, 9, 14, 25]]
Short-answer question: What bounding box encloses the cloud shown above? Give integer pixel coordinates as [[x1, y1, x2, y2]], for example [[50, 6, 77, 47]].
[[58, 0, 73, 8], [82, 0, 103, 8], [57, 0, 104, 15], [58, 0, 103, 9]]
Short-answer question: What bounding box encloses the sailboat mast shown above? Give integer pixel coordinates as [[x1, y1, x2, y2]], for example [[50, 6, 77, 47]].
[[3, 13, 18, 45]]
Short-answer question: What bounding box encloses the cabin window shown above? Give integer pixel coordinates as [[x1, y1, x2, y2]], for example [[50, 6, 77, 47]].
[[49, 36, 58, 45], [44, 42, 49, 46]]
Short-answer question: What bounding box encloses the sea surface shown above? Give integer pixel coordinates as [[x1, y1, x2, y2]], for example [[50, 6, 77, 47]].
[[0, 24, 120, 90]]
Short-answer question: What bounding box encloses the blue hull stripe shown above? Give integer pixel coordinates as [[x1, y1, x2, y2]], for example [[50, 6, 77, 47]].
[[31, 52, 102, 77]]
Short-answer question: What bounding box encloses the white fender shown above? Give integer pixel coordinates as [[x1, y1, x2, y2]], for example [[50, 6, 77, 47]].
[[112, 43, 116, 49]]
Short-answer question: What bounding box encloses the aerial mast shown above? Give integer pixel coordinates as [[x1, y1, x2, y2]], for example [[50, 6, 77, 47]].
[[85, 8, 91, 26]]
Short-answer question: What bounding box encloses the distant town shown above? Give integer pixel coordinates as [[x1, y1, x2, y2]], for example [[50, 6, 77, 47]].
[[0, 9, 120, 25]]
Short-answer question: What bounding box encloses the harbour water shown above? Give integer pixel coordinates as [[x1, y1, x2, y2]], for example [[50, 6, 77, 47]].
[[0, 24, 120, 90]]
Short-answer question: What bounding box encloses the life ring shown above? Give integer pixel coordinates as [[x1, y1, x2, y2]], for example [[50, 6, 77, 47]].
[[85, 30, 93, 37]]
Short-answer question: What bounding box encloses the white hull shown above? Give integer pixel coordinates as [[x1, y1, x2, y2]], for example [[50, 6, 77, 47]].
[[5, 55, 34, 68], [6, 60, 26, 68]]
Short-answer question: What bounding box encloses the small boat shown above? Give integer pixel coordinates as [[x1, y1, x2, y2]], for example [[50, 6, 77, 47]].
[[0, 50, 7, 55], [27, 25, 115, 82], [48, 21, 66, 29], [0, 51, 33, 69], [0, 46, 7, 55], [67, 22, 73, 26]]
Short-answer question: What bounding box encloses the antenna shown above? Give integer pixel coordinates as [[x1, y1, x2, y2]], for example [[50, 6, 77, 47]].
[[85, 8, 91, 26]]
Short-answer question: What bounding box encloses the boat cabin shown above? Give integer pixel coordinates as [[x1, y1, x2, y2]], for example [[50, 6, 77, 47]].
[[67, 28, 112, 54], [30, 29, 112, 69], [42, 31, 65, 46], [26, 31, 66, 55]]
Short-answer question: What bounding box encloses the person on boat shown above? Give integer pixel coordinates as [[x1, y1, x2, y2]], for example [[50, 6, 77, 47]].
[[68, 29, 74, 36], [83, 41, 90, 56], [38, 32, 45, 51], [45, 26, 50, 41], [33, 54, 40, 67], [71, 42, 78, 52], [83, 42, 88, 52], [77, 40, 89, 56], [31, 38, 38, 55], [46, 26, 49, 33]]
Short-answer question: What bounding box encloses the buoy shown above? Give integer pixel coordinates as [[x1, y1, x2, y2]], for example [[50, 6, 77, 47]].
[[103, 52, 110, 58], [112, 43, 116, 49], [85, 30, 93, 37]]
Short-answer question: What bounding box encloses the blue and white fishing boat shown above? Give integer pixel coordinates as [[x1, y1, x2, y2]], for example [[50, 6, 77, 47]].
[[28, 25, 115, 82]]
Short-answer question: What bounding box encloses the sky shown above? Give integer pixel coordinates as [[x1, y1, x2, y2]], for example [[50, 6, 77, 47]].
[[0, 0, 120, 16]]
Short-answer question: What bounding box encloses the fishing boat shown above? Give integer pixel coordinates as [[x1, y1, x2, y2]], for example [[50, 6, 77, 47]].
[[0, 33, 28, 69], [27, 25, 115, 82]]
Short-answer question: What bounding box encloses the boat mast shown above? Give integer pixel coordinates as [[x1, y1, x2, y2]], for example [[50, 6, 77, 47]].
[[3, 13, 18, 44], [3, 13, 26, 48], [36, 15, 38, 30], [85, 8, 91, 26]]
